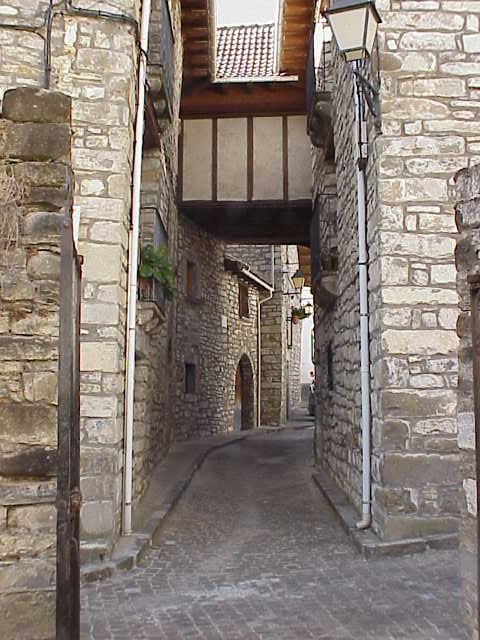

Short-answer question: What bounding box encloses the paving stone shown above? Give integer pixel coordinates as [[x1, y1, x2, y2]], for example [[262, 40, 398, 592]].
[[81, 429, 468, 639]]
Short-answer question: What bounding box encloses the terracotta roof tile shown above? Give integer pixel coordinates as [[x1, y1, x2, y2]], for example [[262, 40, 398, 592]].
[[216, 24, 276, 80]]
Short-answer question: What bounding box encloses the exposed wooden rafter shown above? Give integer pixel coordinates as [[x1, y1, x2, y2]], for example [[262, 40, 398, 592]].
[[180, 0, 314, 118], [279, 0, 314, 81], [181, 0, 211, 85]]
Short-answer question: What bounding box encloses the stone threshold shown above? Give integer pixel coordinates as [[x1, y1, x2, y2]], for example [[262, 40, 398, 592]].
[[312, 468, 458, 559], [81, 432, 249, 583]]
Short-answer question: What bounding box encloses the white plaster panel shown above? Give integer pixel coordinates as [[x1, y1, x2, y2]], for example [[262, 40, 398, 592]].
[[218, 118, 248, 201], [183, 119, 212, 201], [253, 117, 283, 200], [288, 115, 312, 200]]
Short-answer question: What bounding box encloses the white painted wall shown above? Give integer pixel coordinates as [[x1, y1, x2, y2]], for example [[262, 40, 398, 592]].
[[181, 115, 311, 202], [253, 116, 283, 200], [288, 115, 312, 200], [183, 119, 212, 200], [218, 118, 248, 200]]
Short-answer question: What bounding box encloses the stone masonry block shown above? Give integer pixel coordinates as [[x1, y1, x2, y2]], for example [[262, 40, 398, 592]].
[[381, 452, 460, 486], [12, 162, 69, 188], [0, 558, 55, 593], [2, 87, 71, 124], [8, 504, 56, 532], [80, 500, 114, 537], [382, 515, 459, 541], [381, 389, 456, 418], [1, 590, 55, 640], [23, 212, 63, 243], [0, 121, 71, 162], [0, 403, 56, 446], [26, 251, 61, 281]]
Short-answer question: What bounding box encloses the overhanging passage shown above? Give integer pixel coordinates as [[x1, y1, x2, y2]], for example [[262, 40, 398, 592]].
[[179, 200, 313, 244]]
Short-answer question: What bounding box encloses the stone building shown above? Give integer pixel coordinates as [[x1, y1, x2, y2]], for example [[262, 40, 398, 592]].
[[0, 88, 73, 639], [0, 1, 306, 636], [455, 164, 480, 639], [310, 0, 480, 548], [4, 0, 480, 638]]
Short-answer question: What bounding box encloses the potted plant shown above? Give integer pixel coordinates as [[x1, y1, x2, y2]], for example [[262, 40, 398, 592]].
[[291, 304, 312, 324], [138, 244, 175, 301]]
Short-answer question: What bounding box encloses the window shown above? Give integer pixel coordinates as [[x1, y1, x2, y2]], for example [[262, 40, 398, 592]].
[[139, 207, 168, 311], [185, 363, 196, 394], [239, 283, 249, 318], [186, 260, 199, 300], [327, 341, 334, 391]]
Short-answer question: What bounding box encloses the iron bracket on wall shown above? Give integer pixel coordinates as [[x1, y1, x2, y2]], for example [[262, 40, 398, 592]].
[[353, 70, 382, 133]]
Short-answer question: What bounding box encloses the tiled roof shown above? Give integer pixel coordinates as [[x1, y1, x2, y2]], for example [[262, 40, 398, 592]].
[[216, 24, 276, 80]]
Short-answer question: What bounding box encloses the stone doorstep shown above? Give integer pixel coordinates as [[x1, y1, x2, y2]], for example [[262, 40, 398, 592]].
[[312, 469, 459, 559], [81, 432, 249, 583]]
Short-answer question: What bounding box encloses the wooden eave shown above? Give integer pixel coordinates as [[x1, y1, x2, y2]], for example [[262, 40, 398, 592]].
[[181, 0, 313, 118], [181, 0, 211, 84], [297, 245, 311, 286], [181, 81, 307, 118], [279, 0, 314, 82]]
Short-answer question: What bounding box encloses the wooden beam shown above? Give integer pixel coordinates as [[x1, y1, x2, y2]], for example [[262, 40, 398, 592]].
[[181, 82, 306, 117], [179, 200, 313, 245]]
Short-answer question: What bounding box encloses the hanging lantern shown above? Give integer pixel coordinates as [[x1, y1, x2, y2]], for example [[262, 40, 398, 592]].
[[324, 0, 381, 62]]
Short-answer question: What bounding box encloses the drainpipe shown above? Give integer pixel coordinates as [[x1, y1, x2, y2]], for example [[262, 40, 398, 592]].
[[353, 64, 372, 530], [257, 246, 275, 427], [123, 0, 152, 535]]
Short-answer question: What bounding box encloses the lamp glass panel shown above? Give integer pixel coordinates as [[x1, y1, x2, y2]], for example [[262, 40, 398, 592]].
[[345, 48, 365, 61], [292, 271, 305, 291], [365, 6, 378, 55], [327, 7, 367, 54]]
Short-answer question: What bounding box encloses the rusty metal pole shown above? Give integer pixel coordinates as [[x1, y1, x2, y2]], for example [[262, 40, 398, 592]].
[[56, 171, 82, 640], [468, 273, 480, 638]]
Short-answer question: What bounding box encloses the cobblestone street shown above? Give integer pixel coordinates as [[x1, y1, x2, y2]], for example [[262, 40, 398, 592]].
[[81, 428, 468, 639]]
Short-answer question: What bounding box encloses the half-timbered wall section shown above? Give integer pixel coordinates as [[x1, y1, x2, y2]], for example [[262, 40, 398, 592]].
[[180, 116, 312, 203]]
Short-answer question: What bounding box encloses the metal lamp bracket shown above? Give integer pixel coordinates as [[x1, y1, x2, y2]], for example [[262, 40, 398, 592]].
[[353, 70, 382, 133]]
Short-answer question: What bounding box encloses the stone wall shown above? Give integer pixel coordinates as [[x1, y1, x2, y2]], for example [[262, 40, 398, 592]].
[[173, 217, 262, 437], [0, 88, 72, 640], [455, 164, 480, 640], [314, 1, 480, 540], [226, 244, 302, 424], [314, 51, 368, 513], [312, 146, 338, 462], [0, 0, 184, 559], [228, 244, 274, 285]]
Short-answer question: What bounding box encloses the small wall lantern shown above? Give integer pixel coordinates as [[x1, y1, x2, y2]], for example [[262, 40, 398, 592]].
[[291, 269, 305, 293], [324, 0, 382, 62]]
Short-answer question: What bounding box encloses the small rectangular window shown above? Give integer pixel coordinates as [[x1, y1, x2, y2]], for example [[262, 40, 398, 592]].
[[239, 283, 249, 318], [327, 342, 334, 391], [185, 363, 196, 394], [186, 260, 198, 300]]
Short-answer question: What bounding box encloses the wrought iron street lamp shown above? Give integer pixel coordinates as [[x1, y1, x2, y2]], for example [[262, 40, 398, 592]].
[[322, 0, 383, 531], [324, 0, 382, 131], [324, 0, 381, 62]]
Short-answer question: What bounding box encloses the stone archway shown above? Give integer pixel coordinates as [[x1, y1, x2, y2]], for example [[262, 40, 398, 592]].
[[233, 354, 255, 432]]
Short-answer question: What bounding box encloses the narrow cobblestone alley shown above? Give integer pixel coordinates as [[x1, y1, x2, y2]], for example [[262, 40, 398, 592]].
[[81, 428, 468, 640]]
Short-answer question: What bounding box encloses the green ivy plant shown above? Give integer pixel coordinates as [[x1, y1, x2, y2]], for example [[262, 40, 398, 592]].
[[138, 245, 175, 300]]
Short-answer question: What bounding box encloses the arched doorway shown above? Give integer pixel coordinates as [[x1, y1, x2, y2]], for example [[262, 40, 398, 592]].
[[233, 354, 255, 432]]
